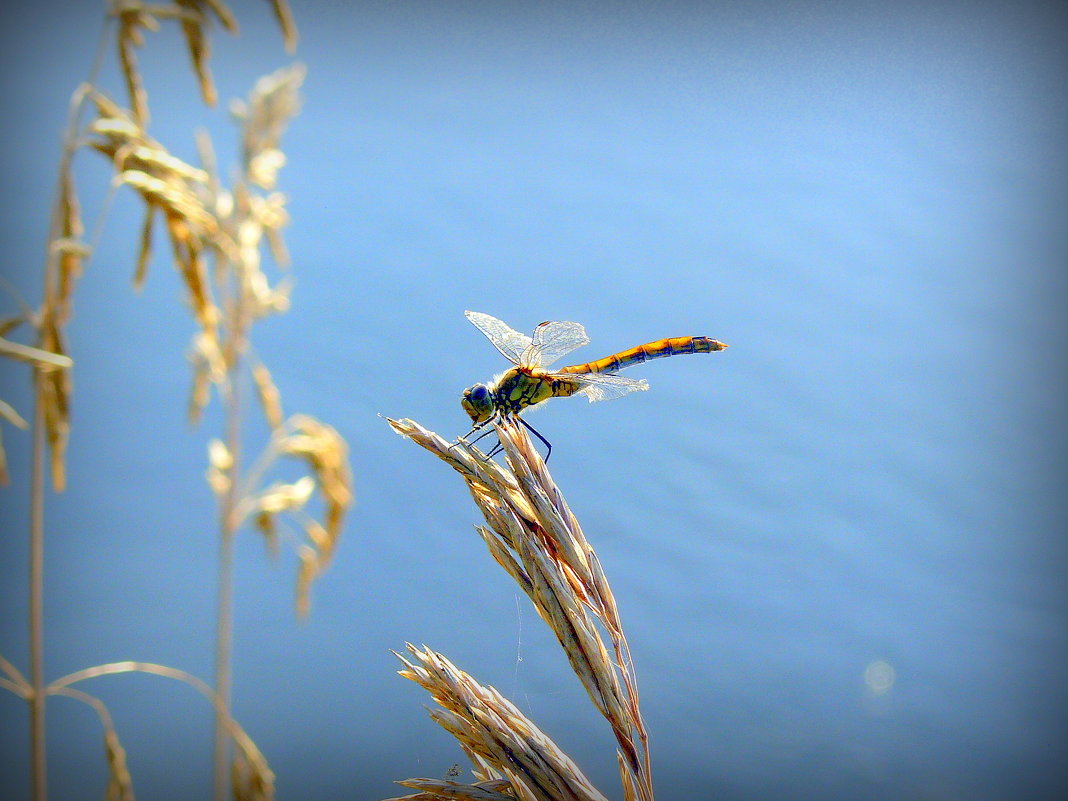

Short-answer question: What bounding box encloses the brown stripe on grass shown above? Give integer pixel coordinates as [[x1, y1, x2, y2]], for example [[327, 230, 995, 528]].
[[388, 417, 654, 801]]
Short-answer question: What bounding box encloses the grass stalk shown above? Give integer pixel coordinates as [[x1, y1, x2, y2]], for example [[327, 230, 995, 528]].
[[23, 24, 112, 794], [388, 417, 654, 801], [212, 492, 236, 801], [29, 373, 46, 801], [3, 6, 318, 801], [49, 660, 274, 800], [213, 283, 248, 801]]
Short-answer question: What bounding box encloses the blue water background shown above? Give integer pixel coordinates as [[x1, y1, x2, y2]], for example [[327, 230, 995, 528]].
[[1, 2, 1066, 800]]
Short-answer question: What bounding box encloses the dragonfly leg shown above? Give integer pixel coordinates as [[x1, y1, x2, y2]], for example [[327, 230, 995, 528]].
[[452, 417, 503, 461], [477, 419, 505, 460], [517, 416, 552, 462], [448, 434, 473, 454], [452, 418, 492, 448], [468, 425, 497, 446]]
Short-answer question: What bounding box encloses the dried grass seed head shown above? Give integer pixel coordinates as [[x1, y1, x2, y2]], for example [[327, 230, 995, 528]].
[[392, 644, 610, 801], [391, 417, 654, 801], [233, 63, 305, 189], [103, 727, 134, 801]]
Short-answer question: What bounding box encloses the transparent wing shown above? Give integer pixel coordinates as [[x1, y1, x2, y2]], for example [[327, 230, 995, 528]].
[[521, 319, 590, 369], [465, 311, 531, 365], [552, 371, 650, 403]]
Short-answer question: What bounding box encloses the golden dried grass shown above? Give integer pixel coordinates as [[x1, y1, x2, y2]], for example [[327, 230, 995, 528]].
[[1, 4, 300, 495], [266, 0, 298, 54], [0, 326, 72, 487], [389, 644, 609, 801], [387, 777, 515, 801], [387, 418, 654, 801], [86, 89, 224, 332], [0, 4, 332, 800], [219, 413, 352, 616], [231, 63, 305, 192], [110, 0, 246, 122], [47, 660, 275, 801], [47, 685, 135, 801]]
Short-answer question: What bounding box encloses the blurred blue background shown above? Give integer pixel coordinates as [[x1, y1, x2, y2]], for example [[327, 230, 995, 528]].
[[1, 1, 1066, 800]]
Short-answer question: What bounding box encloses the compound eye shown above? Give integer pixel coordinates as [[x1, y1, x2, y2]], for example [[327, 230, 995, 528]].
[[471, 385, 489, 401]]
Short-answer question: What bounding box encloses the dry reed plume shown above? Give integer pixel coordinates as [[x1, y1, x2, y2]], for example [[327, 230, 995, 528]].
[[1, 3, 353, 800], [386, 417, 654, 801]]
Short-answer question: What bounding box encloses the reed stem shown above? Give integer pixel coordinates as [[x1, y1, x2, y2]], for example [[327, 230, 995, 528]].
[[29, 373, 46, 801], [212, 249, 250, 800], [211, 534, 235, 799], [212, 372, 241, 801]]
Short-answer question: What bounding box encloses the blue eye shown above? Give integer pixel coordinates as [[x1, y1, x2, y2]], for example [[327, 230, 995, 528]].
[[472, 386, 489, 401]]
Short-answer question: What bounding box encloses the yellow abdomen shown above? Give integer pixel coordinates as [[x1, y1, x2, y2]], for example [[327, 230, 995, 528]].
[[559, 336, 727, 375]]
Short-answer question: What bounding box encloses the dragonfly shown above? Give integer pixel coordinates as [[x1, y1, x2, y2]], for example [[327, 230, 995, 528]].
[[460, 310, 728, 459]]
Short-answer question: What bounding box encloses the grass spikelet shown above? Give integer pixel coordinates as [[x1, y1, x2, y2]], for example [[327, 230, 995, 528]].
[[113, 3, 158, 124], [255, 475, 315, 514], [161, 211, 217, 332], [278, 415, 352, 615], [87, 95, 236, 324], [391, 644, 610, 801], [56, 166, 86, 324], [0, 188, 74, 493], [133, 204, 155, 289], [207, 437, 232, 494], [109, 0, 296, 125], [229, 414, 353, 617], [294, 544, 318, 618], [232, 64, 305, 190], [120, 172, 216, 234], [0, 338, 74, 370], [231, 724, 275, 801], [251, 361, 284, 429], [125, 144, 212, 184], [0, 400, 27, 485], [104, 726, 134, 801], [384, 777, 515, 801], [43, 684, 136, 801], [36, 316, 73, 490], [253, 509, 278, 557], [267, 0, 298, 53], [200, 0, 239, 34], [253, 192, 291, 268], [175, 0, 221, 106], [388, 417, 654, 801], [187, 329, 224, 421], [276, 414, 353, 541]]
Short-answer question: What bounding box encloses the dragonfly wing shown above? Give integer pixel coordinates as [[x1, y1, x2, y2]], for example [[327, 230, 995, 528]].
[[522, 319, 590, 368], [559, 371, 650, 403], [465, 311, 532, 365]]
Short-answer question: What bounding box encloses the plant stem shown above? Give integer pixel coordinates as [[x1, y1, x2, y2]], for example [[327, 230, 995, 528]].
[[29, 372, 46, 801], [24, 22, 110, 793], [212, 376, 240, 801], [211, 532, 235, 800], [213, 262, 248, 800]]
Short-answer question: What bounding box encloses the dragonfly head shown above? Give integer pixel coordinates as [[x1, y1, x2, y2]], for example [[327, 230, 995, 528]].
[[461, 383, 495, 424]]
